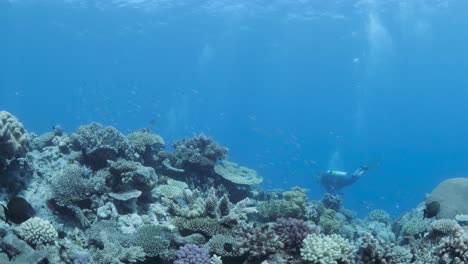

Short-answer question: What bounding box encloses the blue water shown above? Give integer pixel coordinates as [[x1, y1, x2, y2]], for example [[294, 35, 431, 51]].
[[2, 0, 468, 218]]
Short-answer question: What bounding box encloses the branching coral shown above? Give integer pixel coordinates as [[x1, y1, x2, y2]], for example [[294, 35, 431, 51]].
[[431, 219, 461, 235], [258, 187, 307, 221], [300, 233, 355, 264], [174, 217, 229, 236], [72, 123, 130, 170], [356, 232, 412, 264], [319, 209, 342, 235], [92, 232, 146, 264], [436, 225, 468, 263], [159, 134, 227, 170], [321, 193, 343, 211], [235, 224, 284, 261], [174, 244, 211, 264], [367, 210, 392, 226], [134, 225, 171, 257], [127, 129, 164, 158], [205, 234, 241, 257], [273, 217, 319, 253], [108, 160, 157, 193], [51, 164, 104, 218]]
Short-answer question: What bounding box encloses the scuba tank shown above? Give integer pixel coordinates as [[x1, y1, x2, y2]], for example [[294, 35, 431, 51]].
[[326, 170, 348, 177]]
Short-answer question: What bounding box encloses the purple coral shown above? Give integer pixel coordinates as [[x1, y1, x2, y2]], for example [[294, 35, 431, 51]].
[[273, 217, 319, 253], [174, 244, 211, 264], [235, 224, 284, 260]]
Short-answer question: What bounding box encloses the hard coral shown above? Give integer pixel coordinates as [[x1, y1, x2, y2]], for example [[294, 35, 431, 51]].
[[19, 217, 58, 246], [174, 244, 211, 264], [161, 134, 227, 170], [300, 233, 355, 264], [321, 193, 343, 211], [367, 210, 392, 226], [273, 217, 319, 253], [235, 224, 284, 261], [0, 111, 30, 168], [205, 234, 241, 257], [356, 232, 412, 264], [436, 226, 468, 263], [258, 187, 307, 221], [51, 164, 103, 207], [214, 160, 263, 185], [135, 225, 171, 257], [72, 123, 130, 170], [127, 129, 164, 157]]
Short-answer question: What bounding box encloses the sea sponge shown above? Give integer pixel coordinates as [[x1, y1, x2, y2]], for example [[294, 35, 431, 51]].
[[300, 233, 355, 263], [19, 217, 58, 246], [0, 111, 30, 163]]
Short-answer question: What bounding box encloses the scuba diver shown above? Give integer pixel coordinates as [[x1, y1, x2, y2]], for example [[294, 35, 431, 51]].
[[318, 163, 379, 193]]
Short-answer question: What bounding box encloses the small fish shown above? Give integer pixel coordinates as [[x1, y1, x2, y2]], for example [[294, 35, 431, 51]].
[[149, 119, 158, 126], [423, 201, 440, 219]]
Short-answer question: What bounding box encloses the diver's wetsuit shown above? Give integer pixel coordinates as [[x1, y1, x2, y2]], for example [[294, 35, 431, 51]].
[[319, 166, 368, 192]]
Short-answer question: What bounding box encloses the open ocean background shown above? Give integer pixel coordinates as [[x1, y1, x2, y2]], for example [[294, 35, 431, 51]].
[[2, 0, 468, 218]]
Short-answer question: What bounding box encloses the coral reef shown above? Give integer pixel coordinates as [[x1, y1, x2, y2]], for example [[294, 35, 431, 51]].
[[2, 110, 468, 264]]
